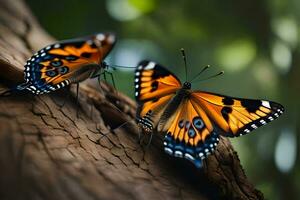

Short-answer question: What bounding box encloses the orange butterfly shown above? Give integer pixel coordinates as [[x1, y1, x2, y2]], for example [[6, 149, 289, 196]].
[[134, 55, 284, 168], [6, 33, 115, 95]]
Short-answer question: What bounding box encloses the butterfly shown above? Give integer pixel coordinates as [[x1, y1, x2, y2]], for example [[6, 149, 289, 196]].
[[4, 32, 115, 95], [134, 59, 284, 168]]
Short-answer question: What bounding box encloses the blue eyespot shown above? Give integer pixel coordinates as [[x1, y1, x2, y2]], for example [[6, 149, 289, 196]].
[[50, 60, 62, 67], [58, 66, 69, 74], [46, 70, 57, 77], [193, 117, 204, 130], [178, 120, 184, 128], [188, 127, 196, 138], [185, 121, 190, 129]]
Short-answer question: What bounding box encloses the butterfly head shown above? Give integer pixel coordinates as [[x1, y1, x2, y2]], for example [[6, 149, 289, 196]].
[[101, 61, 109, 69], [183, 82, 192, 89]]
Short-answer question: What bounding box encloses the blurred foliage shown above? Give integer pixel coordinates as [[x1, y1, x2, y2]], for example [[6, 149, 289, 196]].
[[26, 0, 300, 199]]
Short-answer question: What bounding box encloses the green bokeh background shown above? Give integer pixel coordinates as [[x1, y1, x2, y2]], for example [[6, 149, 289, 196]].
[[26, 0, 300, 199]]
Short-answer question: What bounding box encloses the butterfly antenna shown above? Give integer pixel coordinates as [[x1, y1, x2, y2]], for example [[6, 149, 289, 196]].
[[180, 48, 188, 81], [189, 65, 210, 82], [192, 71, 224, 83], [102, 61, 135, 70]]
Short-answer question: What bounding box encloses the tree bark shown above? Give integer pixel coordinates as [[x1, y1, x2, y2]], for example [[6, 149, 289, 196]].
[[0, 0, 264, 199]]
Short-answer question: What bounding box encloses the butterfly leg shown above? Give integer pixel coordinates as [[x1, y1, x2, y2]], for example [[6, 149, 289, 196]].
[[106, 71, 116, 90], [58, 86, 71, 107], [145, 132, 154, 148], [103, 70, 107, 83], [98, 119, 134, 142], [98, 73, 107, 96], [76, 83, 80, 118], [138, 132, 148, 145]]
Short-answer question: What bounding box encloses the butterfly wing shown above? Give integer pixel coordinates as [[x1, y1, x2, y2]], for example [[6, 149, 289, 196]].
[[191, 91, 284, 136], [161, 91, 284, 168], [135, 61, 181, 132], [135, 60, 181, 102], [161, 98, 220, 168], [22, 33, 115, 94]]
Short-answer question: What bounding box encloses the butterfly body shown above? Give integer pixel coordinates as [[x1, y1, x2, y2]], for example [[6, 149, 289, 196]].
[[16, 33, 115, 95], [157, 82, 192, 130], [135, 60, 284, 168]]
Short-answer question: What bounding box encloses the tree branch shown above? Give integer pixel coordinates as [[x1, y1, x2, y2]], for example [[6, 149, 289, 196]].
[[0, 0, 263, 199]]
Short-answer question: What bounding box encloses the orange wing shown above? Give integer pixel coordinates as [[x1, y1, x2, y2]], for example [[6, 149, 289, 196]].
[[137, 94, 175, 132], [21, 33, 115, 94], [134, 61, 181, 102], [135, 61, 181, 132], [191, 91, 284, 137], [162, 98, 220, 168]]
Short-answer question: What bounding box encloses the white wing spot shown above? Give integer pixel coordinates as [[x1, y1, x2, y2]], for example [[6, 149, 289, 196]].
[[260, 120, 266, 124], [54, 44, 60, 48], [251, 124, 258, 129], [164, 147, 173, 155], [96, 34, 105, 41], [174, 151, 183, 157], [145, 62, 155, 70], [107, 34, 115, 43], [30, 86, 36, 90], [184, 153, 194, 161], [262, 100, 271, 109]]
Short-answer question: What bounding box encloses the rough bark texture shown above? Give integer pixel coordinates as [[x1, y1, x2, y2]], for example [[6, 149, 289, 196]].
[[0, 0, 264, 199]]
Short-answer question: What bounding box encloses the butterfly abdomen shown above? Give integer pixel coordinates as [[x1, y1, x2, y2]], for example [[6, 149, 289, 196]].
[[137, 110, 154, 133]]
